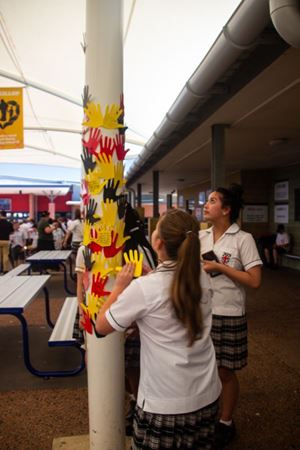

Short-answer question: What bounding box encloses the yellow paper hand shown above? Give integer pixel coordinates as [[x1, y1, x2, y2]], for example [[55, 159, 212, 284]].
[[91, 253, 113, 277], [83, 102, 104, 128], [103, 104, 124, 129], [124, 249, 143, 277], [114, 162, 126, 187], [115, 220, 130, 248], [101, 199, 117, 227], [87, 293, 105, 319], [96, 154, 115, 180], [83, 222, 92, 246], [86, 171, 107, 196]]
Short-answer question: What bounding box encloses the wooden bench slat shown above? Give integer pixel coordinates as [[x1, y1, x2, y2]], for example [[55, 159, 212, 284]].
[[49, 297, 78, 344]]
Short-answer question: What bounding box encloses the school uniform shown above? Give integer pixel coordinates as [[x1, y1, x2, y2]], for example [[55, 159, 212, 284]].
[[106, 263, 221, 450], [67, 219, 83, 252], [200, 223, 262, 370]]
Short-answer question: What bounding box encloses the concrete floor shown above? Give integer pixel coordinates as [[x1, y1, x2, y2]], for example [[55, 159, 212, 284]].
[[0, 267, 299, 450]]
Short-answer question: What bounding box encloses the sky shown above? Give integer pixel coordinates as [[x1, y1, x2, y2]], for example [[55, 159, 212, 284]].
[[0, 0, 241, 180]]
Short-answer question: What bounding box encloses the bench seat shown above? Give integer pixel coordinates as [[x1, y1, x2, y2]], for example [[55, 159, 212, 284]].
[[284, 254, 300, 261], [48, 296, 85, 376], [1, 263, 31, 279], [49, 297, 79, 346]]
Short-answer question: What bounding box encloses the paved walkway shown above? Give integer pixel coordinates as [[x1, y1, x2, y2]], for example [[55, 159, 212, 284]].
[[0, 268, 299, 450]]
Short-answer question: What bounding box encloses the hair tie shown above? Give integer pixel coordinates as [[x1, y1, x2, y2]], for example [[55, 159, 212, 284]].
[[186, 230, 193, 236]]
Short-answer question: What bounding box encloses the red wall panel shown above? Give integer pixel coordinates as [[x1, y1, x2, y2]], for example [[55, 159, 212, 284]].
[[0, 192, 72, 213], [0, 193, 29, 211]]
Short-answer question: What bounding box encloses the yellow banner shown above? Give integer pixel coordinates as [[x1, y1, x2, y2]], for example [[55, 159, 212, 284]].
[[0, 87, 24, 149]]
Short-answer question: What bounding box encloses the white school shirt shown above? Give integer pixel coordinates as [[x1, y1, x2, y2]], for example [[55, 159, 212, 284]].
[[67, 219, 83, 243], [75, 245, 85, 272], [9, 230, 26, 248], [199, 223, 262, 316], [276, 232, 289, 246], [106, 264, 221, 414]]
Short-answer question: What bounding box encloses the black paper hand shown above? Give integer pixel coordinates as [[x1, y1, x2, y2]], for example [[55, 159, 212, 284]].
[[117, 195, 127, 220], [104, 179, 120, 202], [83, 246, 95, 271], [86, 198, 101, 225], [81, 146, 96, 174], [82, 85, 92, 108]]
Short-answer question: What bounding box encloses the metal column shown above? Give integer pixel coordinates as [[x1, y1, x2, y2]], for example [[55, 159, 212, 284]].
[[137, 183, 142, 207], [153, 171, 159, 218], [85, 1, 125, 449], [211, 124, 227, 189], [166, 194, 172, 209]]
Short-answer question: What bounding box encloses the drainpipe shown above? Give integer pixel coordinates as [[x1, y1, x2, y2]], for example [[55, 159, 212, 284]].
[[269, 0, 300, 48]]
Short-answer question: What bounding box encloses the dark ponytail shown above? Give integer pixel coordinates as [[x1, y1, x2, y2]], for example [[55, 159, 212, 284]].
[[158, 209, 202, 346], [216, 183, 244, 223]]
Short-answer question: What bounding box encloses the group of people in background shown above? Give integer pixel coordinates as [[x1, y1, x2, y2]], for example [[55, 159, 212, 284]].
[[0, 208, 83, 272]]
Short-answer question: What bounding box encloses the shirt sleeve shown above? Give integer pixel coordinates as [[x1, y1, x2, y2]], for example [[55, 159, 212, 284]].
[[67, 220, 75, 232], [240, 233, 263, 271], [105, 279, 147, 332], [75, 245, 85, 273]]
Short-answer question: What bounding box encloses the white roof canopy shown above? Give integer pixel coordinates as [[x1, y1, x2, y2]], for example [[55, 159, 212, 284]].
[[0, 0, 241, 179]]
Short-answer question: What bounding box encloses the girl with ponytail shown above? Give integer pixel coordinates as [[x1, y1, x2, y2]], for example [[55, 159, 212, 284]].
[[96, 208, 221, 450]]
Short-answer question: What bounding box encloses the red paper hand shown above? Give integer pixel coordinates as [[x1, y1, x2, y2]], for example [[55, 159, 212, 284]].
[[81, 308, 93, 334], [103, 231, 124, 258], [91, 273, 111, 297], [88, 241, 102, 254], [82, 128, 101, 156], [81, 179, 91, 206], [113, 134, 129, 161], [99, 135, 115, 158]]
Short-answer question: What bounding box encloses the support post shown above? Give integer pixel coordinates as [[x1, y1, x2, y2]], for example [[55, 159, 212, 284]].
[[153, 171, 159, 218], [137, 183, 142, 207], [29, 194, 35, 220], [166, 194, 172, 209], [85, 1, 125, 449], [211, 124, 227, 189]]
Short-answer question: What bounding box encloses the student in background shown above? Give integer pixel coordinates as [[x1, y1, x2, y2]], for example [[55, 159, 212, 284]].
[[264, 224, 290, 269], [0, 210, 13, 273], [200, 184, 262, 449], [37, 211, 55, 251], [63, 209, 83, 254], [9, 221, 26, 267], [52, 220, 65, 250]]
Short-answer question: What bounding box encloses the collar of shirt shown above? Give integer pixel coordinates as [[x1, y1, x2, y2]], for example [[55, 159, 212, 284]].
[[205, 223, 240, 235]]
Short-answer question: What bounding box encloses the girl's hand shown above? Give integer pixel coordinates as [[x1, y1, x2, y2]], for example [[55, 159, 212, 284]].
[[114, 263, 135, 292], [202, 260, 221, 273]]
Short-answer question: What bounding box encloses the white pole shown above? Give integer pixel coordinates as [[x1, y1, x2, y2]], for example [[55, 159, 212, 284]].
[[85, 1, 125, 449]]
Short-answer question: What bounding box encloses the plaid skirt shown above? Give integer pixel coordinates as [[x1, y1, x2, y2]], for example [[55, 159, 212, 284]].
[[125, 335, 141, 369], [211, 314, 247, 370], [131, 400, 218, 450]]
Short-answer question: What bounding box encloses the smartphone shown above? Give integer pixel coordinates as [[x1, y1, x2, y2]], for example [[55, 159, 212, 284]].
[[202, 250, 219, 262], [202, 250, 221, 277]]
